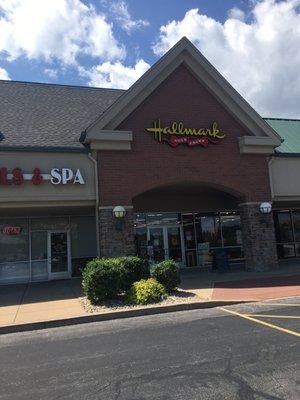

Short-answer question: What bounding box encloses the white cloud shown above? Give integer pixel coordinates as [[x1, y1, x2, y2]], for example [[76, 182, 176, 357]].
[[79, 59, 150, 89], [110, 0, 149, 34], [153, 0, 300, 118], [44, 68, 58, 79], [228, 7, 245, 21], [0, 0, 125, 64], [0, 66, 10, 79]]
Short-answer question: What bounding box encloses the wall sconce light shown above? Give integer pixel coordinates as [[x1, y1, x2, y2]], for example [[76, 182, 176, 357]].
[[113, 206, 126, 231], [259, 202, 272, 214]]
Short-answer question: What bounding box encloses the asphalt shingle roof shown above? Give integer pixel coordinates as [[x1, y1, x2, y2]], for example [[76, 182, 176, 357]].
[[0, 80, 299, 154], [264, 118, 300, 154], [0, 80, 124, 151]]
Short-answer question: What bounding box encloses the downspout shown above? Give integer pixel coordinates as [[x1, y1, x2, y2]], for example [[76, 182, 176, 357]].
[[88, 152, 100, 257]]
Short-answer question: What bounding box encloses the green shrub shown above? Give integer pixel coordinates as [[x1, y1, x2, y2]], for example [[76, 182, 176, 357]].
[[150, 260, 181, 293], [82, 258, 125, 304], [125, 278, 167, 305], [118, 256, 150, 290]]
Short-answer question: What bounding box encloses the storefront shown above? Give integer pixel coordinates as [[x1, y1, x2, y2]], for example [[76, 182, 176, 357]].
[[1, 38, 300, 284], [134, 212, 243, 267], [0, 150, 98, 284], [0, 215, 97, 284], [82, 38, 284, 272]]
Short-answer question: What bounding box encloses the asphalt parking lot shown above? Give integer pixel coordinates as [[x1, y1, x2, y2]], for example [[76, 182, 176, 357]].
[[220, 299, 300, 338], [0, 297, 299, 400]]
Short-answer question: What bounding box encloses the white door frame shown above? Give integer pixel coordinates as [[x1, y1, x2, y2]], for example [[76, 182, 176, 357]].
[[47, 230, 71, 280], [147, 225, 185, 266]]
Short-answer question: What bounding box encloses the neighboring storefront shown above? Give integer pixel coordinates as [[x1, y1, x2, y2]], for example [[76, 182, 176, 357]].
[[267, 118, 300, 260], [1, 38, 300, 284], [0, 151, 98, 284]]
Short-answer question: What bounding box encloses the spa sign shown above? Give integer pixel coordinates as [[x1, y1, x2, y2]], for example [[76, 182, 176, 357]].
[[0, 167, 85, 186], [146, 120, 226, 148]]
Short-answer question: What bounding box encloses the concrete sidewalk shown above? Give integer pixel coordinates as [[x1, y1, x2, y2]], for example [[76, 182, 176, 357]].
[[180, 260, 300, 301], [0, 261, 299, 332], [0, 279, 88, 327]]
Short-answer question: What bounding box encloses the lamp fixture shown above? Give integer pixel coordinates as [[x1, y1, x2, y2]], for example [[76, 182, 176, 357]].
[[259, 202, 272, 214], [113, 206, 126, 231], [113, 206, 126, 219]]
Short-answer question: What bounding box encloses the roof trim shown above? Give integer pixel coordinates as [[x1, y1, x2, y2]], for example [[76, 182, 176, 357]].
[[274, 152, 300, 157], [239, 136, 277, 154], [0, 78, 126, 93], [264, 117, 300, 122], [0, 146, 88, 153], [83, 130, 133, 151], [86, 37, 281, 147]]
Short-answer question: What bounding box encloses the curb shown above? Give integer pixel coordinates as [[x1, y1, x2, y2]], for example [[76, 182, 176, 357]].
[[0, 300, 246, 335]]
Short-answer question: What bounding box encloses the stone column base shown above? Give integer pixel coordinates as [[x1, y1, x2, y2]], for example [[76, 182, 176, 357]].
[[99, 207, 135, 258], [239, 203, 278, 271]]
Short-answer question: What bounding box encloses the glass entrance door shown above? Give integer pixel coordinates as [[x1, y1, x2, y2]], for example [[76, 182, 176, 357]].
[[148, 227, 165, 262], [47, 231, 70, 279], [166, 226, 183, 264], [148, 226, 184, 266]]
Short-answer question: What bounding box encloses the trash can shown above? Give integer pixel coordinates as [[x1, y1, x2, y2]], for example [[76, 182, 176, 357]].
[[212, 248, 230, 273]]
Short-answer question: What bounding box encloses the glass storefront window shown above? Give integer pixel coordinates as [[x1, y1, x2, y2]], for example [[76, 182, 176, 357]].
[[0, 219, 29, 263], [277, 244, 295, 258], [135, 227, 147, 259], [31, 231, 47, 260], [182, 214, 197, 266], [31, 261, 48, 282], [0, 215, 97, 284], [0, 218, 30, 284], [167, 226, 183, 263], [70, 216, 97, 259], [225, 247, 243, 261], [134, 213, 146, 228], [148, 227, 165, 262], [273, 210, 300, 259], [134, 211, 243, 267], [31, 217, 69, 231], [195, 214, 221, 248], [147, 213, 180, 226], [221, 214, 242, 247], [292, 211, 300, 243], [182, 214, 196, 249], [274, 212, 293, 243]]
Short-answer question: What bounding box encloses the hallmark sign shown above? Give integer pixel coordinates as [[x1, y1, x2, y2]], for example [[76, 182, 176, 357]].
[[146, 120, 226, 148], [0, 167, 85, 186]]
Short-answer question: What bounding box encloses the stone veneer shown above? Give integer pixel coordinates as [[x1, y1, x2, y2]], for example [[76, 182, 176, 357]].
[[99, 207, 135, 258], [239, 203, 278, 271]]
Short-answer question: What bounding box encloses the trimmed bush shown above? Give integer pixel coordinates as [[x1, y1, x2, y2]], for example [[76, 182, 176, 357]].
[[150, 260, 181, 293], [82, 258, 125, 304], [125, 278, 167, 305], [119, 256, 150, 290]]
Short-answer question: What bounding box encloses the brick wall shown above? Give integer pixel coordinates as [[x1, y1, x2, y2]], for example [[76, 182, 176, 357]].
[[99, 208, 135, 258], [98, 64, 272, 206], [239, 203, 278, 271], [97, 63, 278, 267]]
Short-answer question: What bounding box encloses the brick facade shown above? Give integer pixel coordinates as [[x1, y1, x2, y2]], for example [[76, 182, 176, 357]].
[[98, 64, 272, 206], [239, 203, 278, 271], [99, 208, 135, 258], [97, 64, 278, 269]]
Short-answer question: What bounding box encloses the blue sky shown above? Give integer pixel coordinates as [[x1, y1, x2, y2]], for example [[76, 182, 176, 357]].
[[0, 0, 300, 118]]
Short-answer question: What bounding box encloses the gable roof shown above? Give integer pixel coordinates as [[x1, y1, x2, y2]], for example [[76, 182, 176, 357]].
[[0, 80, 124, 151], [264, 118, 300, 154], [86, 37, 281, 148]]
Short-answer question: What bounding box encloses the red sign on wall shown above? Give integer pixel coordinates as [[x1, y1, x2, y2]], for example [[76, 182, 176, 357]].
[[0, 167, 43, 185], [2, 226, 22, 235]]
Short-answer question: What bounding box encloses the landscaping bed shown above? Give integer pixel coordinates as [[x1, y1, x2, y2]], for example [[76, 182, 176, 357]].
[[80, 256, 201, 314], [79, 288, 199, 314]]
